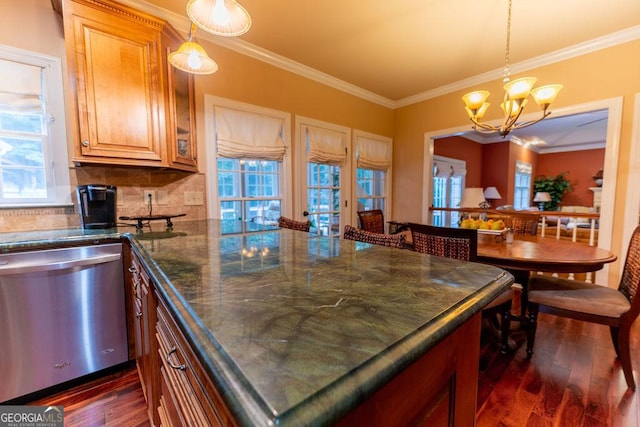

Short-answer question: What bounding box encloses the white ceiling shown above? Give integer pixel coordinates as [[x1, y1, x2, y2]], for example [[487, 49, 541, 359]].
[[131, 0, 640, 149]]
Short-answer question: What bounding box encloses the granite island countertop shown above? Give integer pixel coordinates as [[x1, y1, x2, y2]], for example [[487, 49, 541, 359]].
[[125, 219, 514, 426]]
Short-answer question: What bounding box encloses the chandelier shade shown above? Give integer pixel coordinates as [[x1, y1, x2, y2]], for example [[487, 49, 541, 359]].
[[187, 0, 252, 37], [168, 23, 218, 75], [461, 0, 563, 137]]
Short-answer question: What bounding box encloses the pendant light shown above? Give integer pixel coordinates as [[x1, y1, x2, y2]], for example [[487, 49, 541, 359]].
[[168, 23, 218, 75], [187, 0, 252, 37]]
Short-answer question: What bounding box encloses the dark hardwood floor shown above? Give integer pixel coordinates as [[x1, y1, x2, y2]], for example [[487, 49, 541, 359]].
[[477, 313, 640, 427], [29, 365, 150, 427], [24, 313, 640, 426]]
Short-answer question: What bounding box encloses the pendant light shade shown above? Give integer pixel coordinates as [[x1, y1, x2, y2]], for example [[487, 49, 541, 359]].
[[168, 24, 218, 75], [187, 0, 252, 37]]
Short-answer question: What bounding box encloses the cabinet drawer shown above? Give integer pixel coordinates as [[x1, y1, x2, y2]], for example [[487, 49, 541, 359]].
[[157, 300, 228, 426]]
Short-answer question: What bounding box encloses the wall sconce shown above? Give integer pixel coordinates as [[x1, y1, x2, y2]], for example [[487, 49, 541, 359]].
[[533, 191, 551, 211]]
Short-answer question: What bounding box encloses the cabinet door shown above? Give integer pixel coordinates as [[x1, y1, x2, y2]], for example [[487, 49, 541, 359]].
[[64, 0, 164, 164], [163, 27, 198, 172]]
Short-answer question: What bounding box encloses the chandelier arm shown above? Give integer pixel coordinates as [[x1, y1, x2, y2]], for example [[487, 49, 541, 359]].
[[510, 111, 553, 131], [469, 119, 500, 132]]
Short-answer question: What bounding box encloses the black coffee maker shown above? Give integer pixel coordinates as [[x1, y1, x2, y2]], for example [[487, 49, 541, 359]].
[[76, 185, 117, 229]]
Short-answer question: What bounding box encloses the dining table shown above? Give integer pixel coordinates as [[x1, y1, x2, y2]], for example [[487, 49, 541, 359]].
[[475, 232, 617, 274], [475, 232, 617, 315], [394, 222, 617, 314]]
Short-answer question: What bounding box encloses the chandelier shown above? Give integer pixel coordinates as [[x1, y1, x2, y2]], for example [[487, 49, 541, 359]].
[[461, 0, 563, 137]]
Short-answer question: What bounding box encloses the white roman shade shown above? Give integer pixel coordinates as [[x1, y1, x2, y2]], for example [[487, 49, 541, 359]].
[[356, 136, 392, 171], [434, 156, 466, 178], [0, 58, 42, 111], [516, 160, 532, 174], [215, 106, 286, 160], [306, 125, 346, 165]]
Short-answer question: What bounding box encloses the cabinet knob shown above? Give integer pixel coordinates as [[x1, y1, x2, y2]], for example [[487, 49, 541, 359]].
[[81, 140, 90, 147]]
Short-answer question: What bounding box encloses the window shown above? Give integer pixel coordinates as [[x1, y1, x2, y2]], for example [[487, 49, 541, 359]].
[[205, 96, 291, 234], [218, 159, 281, 233], [514, 161, 532, 210], [356, 168, 385, 211], [432, 156, 466, 226], [354, 131, 392, 225], [0, 46, 70, 206]]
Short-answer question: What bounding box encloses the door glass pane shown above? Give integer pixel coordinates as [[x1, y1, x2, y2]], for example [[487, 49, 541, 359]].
[[307, 162, 341, 237], [356, 168, 385, 216]]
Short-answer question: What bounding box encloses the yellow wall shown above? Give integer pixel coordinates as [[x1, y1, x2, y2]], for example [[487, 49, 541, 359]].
[[0, 0, 393, 231]]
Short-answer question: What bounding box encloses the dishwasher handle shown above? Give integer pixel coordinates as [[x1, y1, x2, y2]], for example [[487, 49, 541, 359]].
[[0, 253, 122, 276]]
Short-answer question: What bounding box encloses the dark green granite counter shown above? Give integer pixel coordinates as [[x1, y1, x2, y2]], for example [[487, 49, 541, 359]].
[[126, 220, 514, 426], [0, 227, 123, 253]]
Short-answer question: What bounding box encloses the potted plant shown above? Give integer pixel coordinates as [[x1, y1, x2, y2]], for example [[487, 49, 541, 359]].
[[533, 172, 572, 211]]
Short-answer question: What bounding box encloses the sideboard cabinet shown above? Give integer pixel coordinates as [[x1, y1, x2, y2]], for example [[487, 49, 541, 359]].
[[61, 0, 197, 171]]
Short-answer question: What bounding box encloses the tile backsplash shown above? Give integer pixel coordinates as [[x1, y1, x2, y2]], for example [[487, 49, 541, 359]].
[[0, 165, 207, 233]]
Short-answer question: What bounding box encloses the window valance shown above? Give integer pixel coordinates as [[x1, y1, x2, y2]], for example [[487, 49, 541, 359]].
[[306, 125, 346, 165], [0, 59, 42, 111], [356, 135, 392, 171], [434, 158, 466, 178], [515, 160, 532, 174], [214, 106, 286, 160]]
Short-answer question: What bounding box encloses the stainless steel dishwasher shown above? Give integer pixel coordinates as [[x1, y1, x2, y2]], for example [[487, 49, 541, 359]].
[[0, 243, 128, 402]]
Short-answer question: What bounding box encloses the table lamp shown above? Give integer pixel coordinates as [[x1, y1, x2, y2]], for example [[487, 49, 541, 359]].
[[460, 187, 489, 209], [483, 187, 502, 207], [533, 191, 551, 211]]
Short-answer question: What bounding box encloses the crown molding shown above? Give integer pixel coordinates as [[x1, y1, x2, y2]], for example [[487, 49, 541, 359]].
[[118, 1, 640, 110], [394, 25, 640, 108]]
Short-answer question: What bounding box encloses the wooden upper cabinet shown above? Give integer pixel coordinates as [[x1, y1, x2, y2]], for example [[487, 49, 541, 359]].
[[62, 0, 197, 171]]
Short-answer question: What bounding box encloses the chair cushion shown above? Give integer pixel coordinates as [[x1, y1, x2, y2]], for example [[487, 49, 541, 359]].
[[528, 276, 630, 317]]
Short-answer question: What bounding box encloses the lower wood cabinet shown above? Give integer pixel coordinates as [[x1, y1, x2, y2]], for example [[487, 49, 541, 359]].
[[156, 296, 234, 427], [125, 243, 159, 426]]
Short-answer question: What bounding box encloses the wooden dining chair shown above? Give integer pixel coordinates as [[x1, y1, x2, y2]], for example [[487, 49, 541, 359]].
[[408, 223, 514, 352], [523, 225, 640, 389], [357, 209, 385, 234], [277, 216, 311, 232], [343, 225, 406, 249], [502, 212, 540, 236]]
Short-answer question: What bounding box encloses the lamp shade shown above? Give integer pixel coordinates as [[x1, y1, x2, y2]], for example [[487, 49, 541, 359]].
[[168, 40, 218, 75], [187, 0, 251, 37], [483, 186, 502, 200], [460, 187, 487, 208], [533, 192, 551, 202]]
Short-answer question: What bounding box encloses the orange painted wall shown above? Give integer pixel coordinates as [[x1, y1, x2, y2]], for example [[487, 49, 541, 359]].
[[433, 136, 483, 186], [536, 149, 605, 206], [481, 142, 510, 206]]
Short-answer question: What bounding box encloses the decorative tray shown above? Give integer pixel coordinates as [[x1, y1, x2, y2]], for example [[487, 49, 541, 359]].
[[477, 228, 508, 235]]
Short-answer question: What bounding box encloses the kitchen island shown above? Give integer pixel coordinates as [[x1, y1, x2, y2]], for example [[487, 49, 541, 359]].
[[126, 219, 513, 426], [0, 220, 513, 425]]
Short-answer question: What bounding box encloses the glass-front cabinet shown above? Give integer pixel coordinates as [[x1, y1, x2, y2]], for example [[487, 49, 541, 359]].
[[163, 26, 198, 172]]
